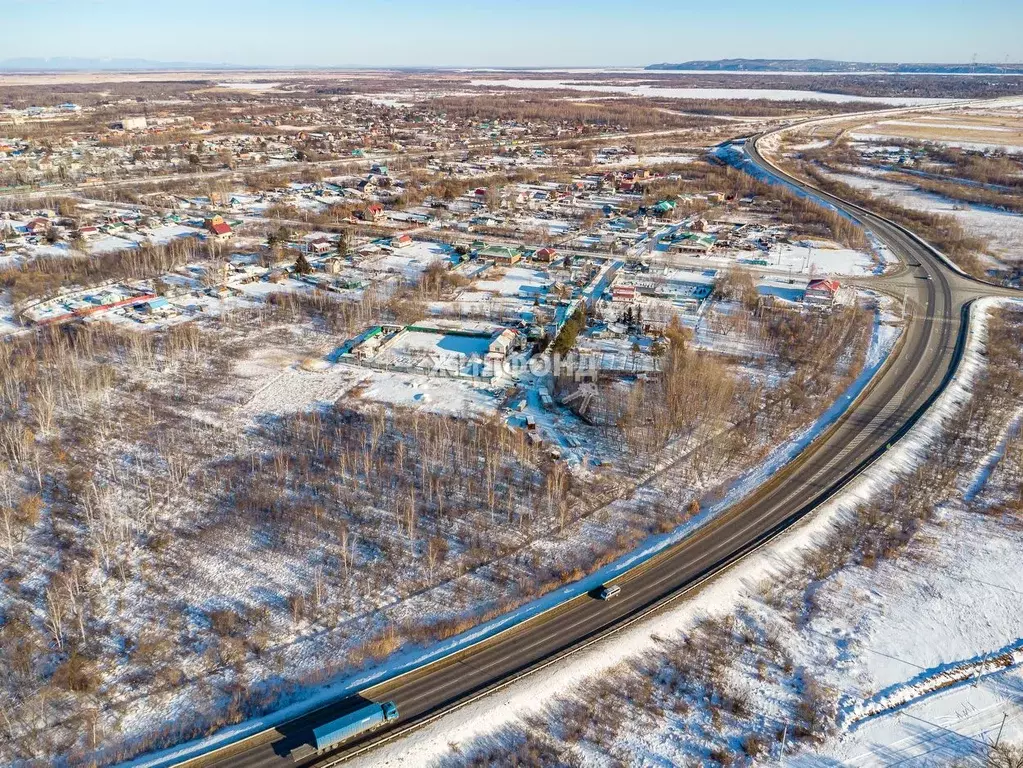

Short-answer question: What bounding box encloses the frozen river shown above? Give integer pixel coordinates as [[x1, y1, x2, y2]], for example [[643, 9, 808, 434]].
[[471, 78, 957, 105]]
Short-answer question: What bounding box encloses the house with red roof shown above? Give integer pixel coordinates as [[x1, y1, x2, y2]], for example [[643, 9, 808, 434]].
[[25, 218, 50, 235], [204, 215, 233, 243], [805, 278, 840, 307], [611, 284, 638, 303], [534, 246, 558, 263]]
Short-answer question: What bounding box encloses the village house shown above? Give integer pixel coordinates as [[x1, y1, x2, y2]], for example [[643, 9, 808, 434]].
[[486, 328, 518, 365], [25, 218, 50, 236], [204, 215, 234, 243], [308, 237, 333, 255], [611, 283, 638, 303], [804, 278, 840, 307], [533, 246, 558, 263], [137, 297, 174, 316], [118, 116, 148, 131], [360, 202, 384, 221], [478, 244, 521, 266], [650, 200, 676, 219], [669, 233, 717, 254]]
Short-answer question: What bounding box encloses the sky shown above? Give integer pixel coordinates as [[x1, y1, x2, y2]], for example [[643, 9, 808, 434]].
[[3, 0, 1022, 68]]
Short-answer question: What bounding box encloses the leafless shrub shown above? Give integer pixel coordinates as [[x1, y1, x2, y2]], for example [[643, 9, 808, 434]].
[[439, 725, 583, 768], [988, 743, 1023, 768], [50, 651, 100, 694]]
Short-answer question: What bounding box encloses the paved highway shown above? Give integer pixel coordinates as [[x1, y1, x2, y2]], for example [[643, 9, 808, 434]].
[[182, 128, 1006, 768]]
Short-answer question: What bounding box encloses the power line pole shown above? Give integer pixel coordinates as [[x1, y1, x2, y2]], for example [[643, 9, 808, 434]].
[[994, 712, 1008, 749]]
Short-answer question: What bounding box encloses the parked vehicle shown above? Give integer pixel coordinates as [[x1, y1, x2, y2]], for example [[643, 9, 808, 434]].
[[292, 701, 399, 761]]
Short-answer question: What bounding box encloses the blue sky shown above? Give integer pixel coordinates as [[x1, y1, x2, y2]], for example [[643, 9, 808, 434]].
[[4, 0, 1021, 67]]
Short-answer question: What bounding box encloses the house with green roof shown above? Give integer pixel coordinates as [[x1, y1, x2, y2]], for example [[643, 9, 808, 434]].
[[477, 244, 521, 265]]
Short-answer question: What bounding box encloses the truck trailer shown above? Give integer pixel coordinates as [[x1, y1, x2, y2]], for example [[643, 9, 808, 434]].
[[291, 701, 399, 761]]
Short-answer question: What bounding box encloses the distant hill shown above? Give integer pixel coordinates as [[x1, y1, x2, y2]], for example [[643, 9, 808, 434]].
[[646, 58, 1023, 75], [0, 57, 227, 71]]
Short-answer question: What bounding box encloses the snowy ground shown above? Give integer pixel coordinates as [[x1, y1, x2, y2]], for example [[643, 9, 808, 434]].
[[819, 166, 1023, 266], [649, 238, 886, 278], [234, 351, 498, 420], [373, 330, 495, 378], [575, 334, 660, 374], [362, 241, 455, 278], [471, 266, 550, 297], [509, 216, 575, 236], [814, 507, 1023, 765], [851, 128, 1023, 154], [773, 241, 883, 276]]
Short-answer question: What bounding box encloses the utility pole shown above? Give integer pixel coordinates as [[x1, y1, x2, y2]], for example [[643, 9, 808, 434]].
[[780, 721, 789, 764], [994, 712, 1007, 749]]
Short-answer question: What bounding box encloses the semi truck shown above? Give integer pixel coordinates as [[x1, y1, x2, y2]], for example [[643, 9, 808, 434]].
[[291, 701, 399, 761]]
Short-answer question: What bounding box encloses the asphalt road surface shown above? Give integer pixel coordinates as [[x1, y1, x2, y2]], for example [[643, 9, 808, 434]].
[[188, 132, 998, 768]]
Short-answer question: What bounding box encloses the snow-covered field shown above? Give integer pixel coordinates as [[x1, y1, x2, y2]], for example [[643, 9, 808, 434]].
[[773, 241, 883, 276], [215, 81, 281, 91], [820, 166, 1023, 264], [509, 215, 574, 235], [652, 239, 885, 278], [362, 241, 455, 278], [472, 266, 550, 297], [850, 131, 1023, 155], [816, 508, 1023, 765], [597, 153, 696, 167], [234, 348, 498, 420]]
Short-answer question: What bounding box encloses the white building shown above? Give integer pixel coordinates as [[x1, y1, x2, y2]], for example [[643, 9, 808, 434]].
[[119, 116, 148, 131]]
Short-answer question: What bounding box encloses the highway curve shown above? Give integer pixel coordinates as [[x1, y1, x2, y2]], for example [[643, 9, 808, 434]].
[[188, 130, 982, 768]]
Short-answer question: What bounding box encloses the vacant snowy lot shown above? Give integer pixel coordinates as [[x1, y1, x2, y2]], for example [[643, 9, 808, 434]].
[[472, 266, 551, 297], [819, 166, 1023, 267]]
